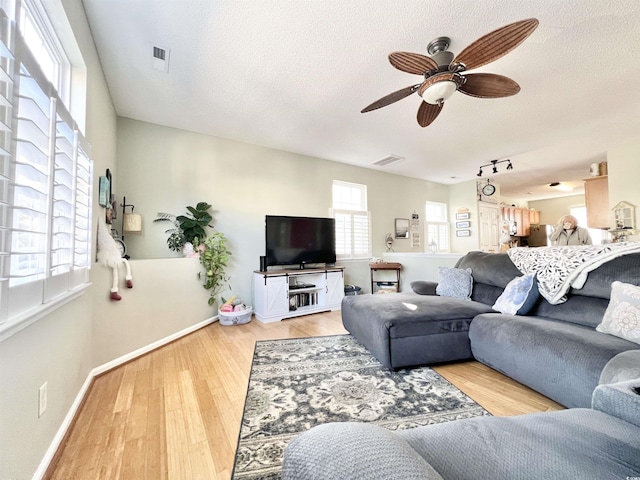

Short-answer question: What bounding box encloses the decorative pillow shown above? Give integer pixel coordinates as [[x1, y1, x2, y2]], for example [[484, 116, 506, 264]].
[[492, 273, 539, 315], [436, 267, 473, 300], [596, 281, 640, 345]]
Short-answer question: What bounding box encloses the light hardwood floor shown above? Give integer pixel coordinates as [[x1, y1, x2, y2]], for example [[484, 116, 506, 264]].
[[45, 311, 563, 480]]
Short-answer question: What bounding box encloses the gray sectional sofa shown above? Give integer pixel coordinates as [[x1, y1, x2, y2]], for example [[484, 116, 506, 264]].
[[342, 250, 640, 408], [282, 250, 640, 479]]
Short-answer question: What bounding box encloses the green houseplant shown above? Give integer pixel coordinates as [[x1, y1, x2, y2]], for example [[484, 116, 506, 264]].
[[154, 202, 213, 252], [154, 202, 232, 307], [197, 232, 232, 306]]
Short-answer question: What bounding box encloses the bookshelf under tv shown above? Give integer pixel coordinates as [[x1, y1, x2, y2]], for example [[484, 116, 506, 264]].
[[252, 266, 345, 323]]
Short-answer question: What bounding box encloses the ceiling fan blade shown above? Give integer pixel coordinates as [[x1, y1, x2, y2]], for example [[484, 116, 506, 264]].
[[361, 84, 421, 112], [452, 18, 539, 71], [389, 52, 438, 75], [416, 101, 443, 127], [459, 73, 520, 98]]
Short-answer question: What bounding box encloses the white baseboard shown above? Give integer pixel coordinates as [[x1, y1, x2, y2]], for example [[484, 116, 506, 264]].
[[92, 316, 217, 376], [32, 315, 218, 480]]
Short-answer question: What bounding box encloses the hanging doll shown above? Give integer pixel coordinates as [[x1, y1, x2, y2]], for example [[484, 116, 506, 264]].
[[97, 220, 133, 301]]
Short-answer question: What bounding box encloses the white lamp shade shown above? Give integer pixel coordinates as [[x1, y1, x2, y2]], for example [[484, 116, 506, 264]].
[[421, 80, 457, 105], [123, 213, 143, 233]]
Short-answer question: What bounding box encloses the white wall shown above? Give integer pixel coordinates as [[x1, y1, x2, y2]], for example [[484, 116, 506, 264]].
[[448, 180, 480, 253], [115, 118, 451, 303], [91, 258, 218, 366], [528, 194, 586, 225], [608, 136, 640, 241]]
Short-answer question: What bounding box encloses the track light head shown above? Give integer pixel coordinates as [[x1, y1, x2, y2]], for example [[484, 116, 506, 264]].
[[476, 158, 514, 177]]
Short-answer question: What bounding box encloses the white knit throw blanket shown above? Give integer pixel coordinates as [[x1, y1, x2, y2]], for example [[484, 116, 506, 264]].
[[507, 243, 640, 304]]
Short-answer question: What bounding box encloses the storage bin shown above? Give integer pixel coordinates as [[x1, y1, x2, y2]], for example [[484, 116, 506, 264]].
[[344, 284, 361, 296], [218, 306, 253, 326]]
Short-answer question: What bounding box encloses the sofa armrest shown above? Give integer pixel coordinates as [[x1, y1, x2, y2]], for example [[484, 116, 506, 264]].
[[282, 422, 443, 480], [411, 281, 438, 296], [592, 378, 640, 428]]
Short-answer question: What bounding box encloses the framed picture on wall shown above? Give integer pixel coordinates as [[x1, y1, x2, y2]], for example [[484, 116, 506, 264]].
[[456, 229, 471, 237], [395, 218, 409, 238], [455, 212, 470, 220], [456, 221, 470, 229], [98, 176, 110, 207]]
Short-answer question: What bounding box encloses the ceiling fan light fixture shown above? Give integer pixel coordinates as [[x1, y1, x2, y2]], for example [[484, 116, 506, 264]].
[[420, 80, 457, 105]]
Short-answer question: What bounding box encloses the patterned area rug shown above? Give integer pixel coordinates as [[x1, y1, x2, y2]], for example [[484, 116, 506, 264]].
[[231, 334, 489, 479]]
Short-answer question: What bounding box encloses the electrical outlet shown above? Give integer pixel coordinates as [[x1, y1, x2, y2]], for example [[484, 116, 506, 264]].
[[38, 382, 47, 417]]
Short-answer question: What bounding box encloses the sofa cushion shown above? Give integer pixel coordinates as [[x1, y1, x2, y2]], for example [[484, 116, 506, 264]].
[[528, 294, 608, 328], [399, 409, 640, 480], [492, 273, 539, 315], [469, 313, 640, 408], [341, 293, 494, 369], [283, 422, 443, 480], [596, 281, 640, 344], [455, 251, 521, 289], [569, 252, 640, 299], [436, 267, 472, 300]]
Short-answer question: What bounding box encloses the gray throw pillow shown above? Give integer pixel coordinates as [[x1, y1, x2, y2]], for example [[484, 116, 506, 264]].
[[436, 267, 473, 300]]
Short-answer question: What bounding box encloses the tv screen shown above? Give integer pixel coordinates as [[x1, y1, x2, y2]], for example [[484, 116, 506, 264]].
[[265, 215, 336, 268]]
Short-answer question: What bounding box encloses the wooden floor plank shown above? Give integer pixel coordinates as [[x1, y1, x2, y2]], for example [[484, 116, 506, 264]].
[[44, 310, 563, 480]]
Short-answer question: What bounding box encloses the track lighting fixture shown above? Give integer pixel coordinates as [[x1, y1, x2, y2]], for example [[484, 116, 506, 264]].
[[476, 159, 513, 178]]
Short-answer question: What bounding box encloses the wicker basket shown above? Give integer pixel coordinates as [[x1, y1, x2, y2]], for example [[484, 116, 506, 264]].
[[218, 306, 253, 326]]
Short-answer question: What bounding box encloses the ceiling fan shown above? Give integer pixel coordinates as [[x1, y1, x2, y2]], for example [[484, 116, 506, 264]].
[[361, 18, 539, 127]]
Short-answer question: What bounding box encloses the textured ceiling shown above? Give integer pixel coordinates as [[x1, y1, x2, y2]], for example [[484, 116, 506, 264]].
[[81, 0, 640, 200]]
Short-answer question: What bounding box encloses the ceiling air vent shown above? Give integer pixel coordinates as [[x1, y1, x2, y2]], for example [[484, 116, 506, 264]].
[[371, 154, 404, 167], [152, 45, 170, 73]]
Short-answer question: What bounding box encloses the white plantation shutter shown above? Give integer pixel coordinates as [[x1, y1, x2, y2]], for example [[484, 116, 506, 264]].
[[425, 223, 450, 252], [72, 145, 91, 285], [0, 8, 93, 334], [424, 201, 450, 252], [332, 180, 371, 259], [333, 208, 371, 258], [0, 11, 13, 320]]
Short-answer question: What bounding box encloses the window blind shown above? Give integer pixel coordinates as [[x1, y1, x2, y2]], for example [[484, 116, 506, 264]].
[[0, 8, 92, 330]]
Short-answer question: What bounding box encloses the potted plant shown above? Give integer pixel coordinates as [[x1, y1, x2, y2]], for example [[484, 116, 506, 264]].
[[197, 232, 232, 306], [155, 202, 232, 307], [154, 202, 213, 253]]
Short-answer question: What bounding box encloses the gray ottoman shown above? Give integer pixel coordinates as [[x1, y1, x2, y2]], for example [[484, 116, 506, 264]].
[[341, 293, 495, 369]]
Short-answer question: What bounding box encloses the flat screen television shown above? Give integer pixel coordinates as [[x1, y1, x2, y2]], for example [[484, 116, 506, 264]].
[[265, 215, 336, 268]]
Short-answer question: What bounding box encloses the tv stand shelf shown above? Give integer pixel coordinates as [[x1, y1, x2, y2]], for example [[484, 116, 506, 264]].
[[252, 266, 345, 323]]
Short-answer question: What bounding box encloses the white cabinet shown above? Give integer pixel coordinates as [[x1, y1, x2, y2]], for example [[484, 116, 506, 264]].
[[253, 267, 345, 323], [325, 271, 345, 307]]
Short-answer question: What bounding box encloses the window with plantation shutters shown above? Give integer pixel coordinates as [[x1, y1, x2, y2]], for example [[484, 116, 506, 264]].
[[424, 201, 450, 252], [0, 5, 92, 339], [331, 180, 371, 259]]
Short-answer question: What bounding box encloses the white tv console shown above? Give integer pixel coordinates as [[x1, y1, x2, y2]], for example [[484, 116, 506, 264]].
[[252, 266, 345, 323]]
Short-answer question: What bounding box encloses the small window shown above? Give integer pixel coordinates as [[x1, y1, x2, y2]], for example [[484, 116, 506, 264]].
[[570, 206, 603, 244], [424, 201, 450, 252], [332, 181, 371, 259]]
